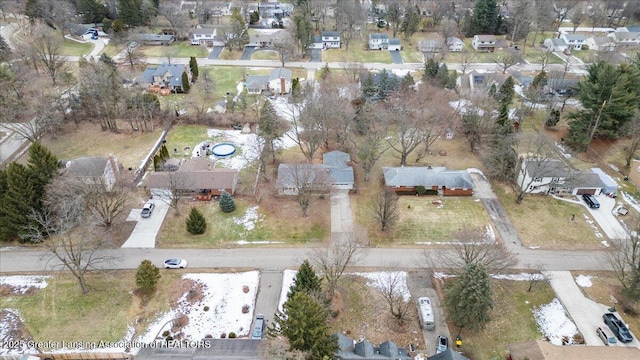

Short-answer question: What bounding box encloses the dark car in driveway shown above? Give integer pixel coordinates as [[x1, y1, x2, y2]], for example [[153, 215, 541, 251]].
[[603, 313, 633, 343]]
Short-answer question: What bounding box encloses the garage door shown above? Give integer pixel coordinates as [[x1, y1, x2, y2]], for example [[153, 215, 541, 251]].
[[576, 188, 597, 195]]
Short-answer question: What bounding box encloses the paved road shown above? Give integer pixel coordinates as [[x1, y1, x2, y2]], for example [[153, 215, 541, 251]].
[[208, 46, 224, 60], [389, 50, 403, 64], [0, 122, 32, 165]]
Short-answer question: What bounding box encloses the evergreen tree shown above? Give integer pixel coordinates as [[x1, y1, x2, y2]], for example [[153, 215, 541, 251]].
[[189, 57, 199, 81], [258, 100, 282, 163], [484, 103, 518, 182], [136, 259, 161, 293], [531, 71, 548, 89], [400, 73, 415, 93], [545, 109, 560, 127], [270, 292, 338, 359], [99, 53, 117, 72], [25, 0, 42, 22], [219, 192, 236, 213], [496, 76, 515, 105], [26, 142, 59, 212], [186, 207, 207, 235], [0, 35, 11, 63], [78, 0, 107, 24], [0, 163, 34, 242], [566, 61, 639, 151], [181, 72, 191, 93], [288, 260, 322, 299], [437, 63, 456, 89], [471, 0, 499, 35], [445, 263, 493, 332], [117, 0, 143, 27], [361, 73, 377, 99], [423, 58, 439, 80], [377, 69, 396, 100]]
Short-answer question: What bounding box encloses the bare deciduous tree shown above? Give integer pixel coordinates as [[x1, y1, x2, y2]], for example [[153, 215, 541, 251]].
[[606, 217, 640, 302], [31, 25, 68, 85], [281, 163, 330, 217], [494, 51, 518, 74], [459, 54, 475, 75], [351, 102, 390, 181], [384, 101, 424, 166], [273, 37, 297, 67], [514, 134, 563, 204], [371, 188, 399, 232], [334, 0, 365, 51], [311, 231, 364, 300], [378, 271, 411, 325], [623, 112, 640, 169], [158, 2, 189, 40], [524, 263, 547, 292]]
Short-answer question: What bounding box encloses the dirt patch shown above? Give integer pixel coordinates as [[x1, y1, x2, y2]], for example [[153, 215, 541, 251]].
[[168, 278, 203, 309], [0, 284, 41, 296]]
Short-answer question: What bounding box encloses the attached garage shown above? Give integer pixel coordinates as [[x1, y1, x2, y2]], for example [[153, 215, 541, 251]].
[[576, 188, 597, 195]]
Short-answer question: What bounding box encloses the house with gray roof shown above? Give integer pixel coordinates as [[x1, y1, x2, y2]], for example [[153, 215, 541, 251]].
[[560, 33, 586, 50], [586, 36, 616, 52], [383, 167, 474, 196], [333, 333, 412, 360], [321, 31, 341, 48], [517, 159, 604, 196], [147, 157, 238, 196], [137, 63, 191, 93], [133, 33, 175, 45], [427, 349, 470, 360], [64, 155, 120, 191], [369, 33, 389, 50], [189, 27, 220, 46], [544, 38, 568, 52], [388, 38, 402, 51], [472, 35, 496, 52], [276, 150, 354, 195], [245, 67, 292, 95], [607, 31, 640, 46]]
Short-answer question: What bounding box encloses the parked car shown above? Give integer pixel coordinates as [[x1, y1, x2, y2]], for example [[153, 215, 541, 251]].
[[164, 258, 188, 269], [582, 194, 600, 209], [603, 313, 633, 343], [251, 314, 265, 339], [436, 335, 448, 354], [596, 326, 618, 346], [141, 201, 155, 218]]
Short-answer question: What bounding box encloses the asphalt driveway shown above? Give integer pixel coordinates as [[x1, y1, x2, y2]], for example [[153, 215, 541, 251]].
[[209, 46, 224, 59], [310, 49, 322, 62], [389, 50, 403, 64], [241, 46, 257, 60]]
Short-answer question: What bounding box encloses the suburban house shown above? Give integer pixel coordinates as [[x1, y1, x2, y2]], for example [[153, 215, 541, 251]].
[[321, 31, 341, 49], [249, 30, 289, 48], [544, 38, 568, 52], [63, 155, 120, 191], [276, 150, 354, 195], [471, 35, 496, 52], [517, 159, 604, 196], [333, 333, 411, 360], [245, 67, 292, 95], [456, 70, 508, 94], [446, 36, 464, 52], [369, 33, 389, 50], [607, 31, 640, 46], [147, 157, 238, 196], [419, 39, 443, 53], [427, 349, 470, 360], [132, 33, 175, 46], [559, 33, 586, 50], [543, 78, 578, 95], [137, 63, 191, 93], [507, 340, 640, 360], [585, 36, 616, 52], [189, 27, 218, 46], [388, 38, 402, 51], [383, 166, 474, 196]]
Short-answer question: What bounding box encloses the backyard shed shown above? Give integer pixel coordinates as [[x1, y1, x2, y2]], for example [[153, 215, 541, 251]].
[[591, 168, 618, 195]]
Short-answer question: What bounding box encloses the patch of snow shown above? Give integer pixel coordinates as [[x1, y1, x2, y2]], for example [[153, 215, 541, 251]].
[[236, 240, 284, 245], [433, 272, 452, 280], [274, 129, 299, 150], [449, 99, 485, 116], [270, 97, 302, 122], [233, 206, 263, 231], [621, 191, 640, 214], [529, 246, 541, 249], [354, 271, 411, 302], [467, 168, 487, 179], [198, 129, 261, 170], [609, 163, 620, 172], [533, 298, 579, 345], [391, 69, 411, 78], [556, 141, 572, 159], [601, 240, 610, 248], [582, 213, 604, 238], [574, 274, 593, 288], [278, 270, 297, 313], [0, 275, 49, 294], [492, 273, 545, 281]]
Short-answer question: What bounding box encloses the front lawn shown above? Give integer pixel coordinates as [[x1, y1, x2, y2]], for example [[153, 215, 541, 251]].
[[322, 39, 392, 63], [140, 42, 209, 58], [251, 50, 280, 61], [60, 39, 93, 56]]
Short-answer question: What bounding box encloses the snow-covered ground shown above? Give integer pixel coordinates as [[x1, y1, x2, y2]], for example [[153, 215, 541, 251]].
[[533, 298, 579, 345]]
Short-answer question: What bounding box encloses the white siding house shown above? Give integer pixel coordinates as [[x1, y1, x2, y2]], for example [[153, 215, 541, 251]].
[[471, 35, 496, 52], [321, 31, 341, 49], [446, 36, 464, 52], [560, 33, 586, 50], [369, 33, 389, 50]]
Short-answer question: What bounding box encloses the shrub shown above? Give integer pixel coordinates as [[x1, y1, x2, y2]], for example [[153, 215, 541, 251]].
[[186, 207, 207, 235], [203, 306, 210, 311], [219, 192, 236, 213], [242, 304, 250, 313], [220, 333, 226, 338], [135, 260, 161, 293], [228, 332, 236, 338], [416, 186, 427, 195]]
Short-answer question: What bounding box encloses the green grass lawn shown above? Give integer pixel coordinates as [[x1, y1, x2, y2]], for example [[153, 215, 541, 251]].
[[164, 125, 224, 158], [571, 49, 597, 63], [322, 39, 392, 63], [60, 39, 94, 56], [251, 50, 280, 61], [401, 48, 423, 63], [140, 42, 209, 58], [0, 271, 182, 347], [156, 198, 328, 247], [456, 279, 555, 360], [494, 185, 606, 249], [522, 49, 566, 65]]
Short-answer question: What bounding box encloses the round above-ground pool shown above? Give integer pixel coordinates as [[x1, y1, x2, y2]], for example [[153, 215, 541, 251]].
[[211, 142, 236, 158]]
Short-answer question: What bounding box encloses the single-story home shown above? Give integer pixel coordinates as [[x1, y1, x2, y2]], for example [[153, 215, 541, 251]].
[[276, 150, 354, 195], [137, 63, 191, 93], [585, 36, 616, 52], [456, 70, 508, 94], [245, 67, 292, 95], [63, 155, 120, 191], [369, 33, 389, 50], [471, 34, 496, 52], [607, 31, 640, 46], [133, 33, 175, 46], [560, 33, 586, 50], [248, 30, 289, 48], [383, 166, 474, 196], [517, 159, 605, 196], [333, 333, 411, 360], [507, 340, 640, 360], [147, 157, 238, 196], [544, 38, 568, 52]]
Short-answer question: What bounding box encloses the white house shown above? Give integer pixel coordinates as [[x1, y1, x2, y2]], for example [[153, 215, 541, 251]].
[[607, 31, 640, 46], [560, 33, 586, 50], [446, 36, 464, 52], [189, 27, 218, 46], [388, 38, 402, 51], [544, 38, 568, 52], [321, 31, 341, 49], [517, 159, 603, 196], [471, 35, 496, 52], [369, 33, 389, 50], [586, 36, 616, 52]]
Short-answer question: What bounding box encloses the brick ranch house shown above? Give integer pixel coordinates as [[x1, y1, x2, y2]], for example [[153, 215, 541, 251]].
[[383, 166, 474, 196]]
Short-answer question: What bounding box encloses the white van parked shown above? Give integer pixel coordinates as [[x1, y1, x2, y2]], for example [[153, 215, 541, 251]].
[[417, 297, 435, 330]]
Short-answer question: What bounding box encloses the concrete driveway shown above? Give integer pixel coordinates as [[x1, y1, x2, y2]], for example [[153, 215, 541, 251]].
[[121, 200, 169, 248], [330, 189, 354, 244], [545, 271, 639, 347], [407, 271, 451, 356]]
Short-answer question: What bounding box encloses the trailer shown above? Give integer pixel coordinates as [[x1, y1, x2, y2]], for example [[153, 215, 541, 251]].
[[417, 297, 435, 330]]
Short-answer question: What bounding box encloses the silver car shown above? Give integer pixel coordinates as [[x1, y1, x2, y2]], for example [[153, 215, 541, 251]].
[[164, 258, 188, 269], [141, 201, 155, 218]]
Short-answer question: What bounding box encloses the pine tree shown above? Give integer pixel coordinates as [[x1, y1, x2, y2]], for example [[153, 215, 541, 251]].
[[258, 100, 282, 163], [0, 163, 34, 242], [497, 76, 516, 105], [219, 192, 236, 213], [181, 72, 191, 93], [26, 143, 59, 212], [423, 58, 439, 80], [136, 259, 161, 293], [471, 0, 499, 35], [445, 262, 493, 332], [270, 292, 338, 358], [186, 207, 207, 235], [117, 0, 143, 27], [361, 73, 377, 99], [288, 260, 322, 299], [531, 71, 548, 89], [189, 57, 199, 81]]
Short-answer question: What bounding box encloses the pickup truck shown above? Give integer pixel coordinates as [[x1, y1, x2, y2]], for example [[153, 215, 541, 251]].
[[603, 313, 633, 343]]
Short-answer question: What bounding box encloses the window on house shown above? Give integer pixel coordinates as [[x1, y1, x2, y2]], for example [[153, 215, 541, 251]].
[[533, 177, 543, 182], [552, 177, 560, 181]]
